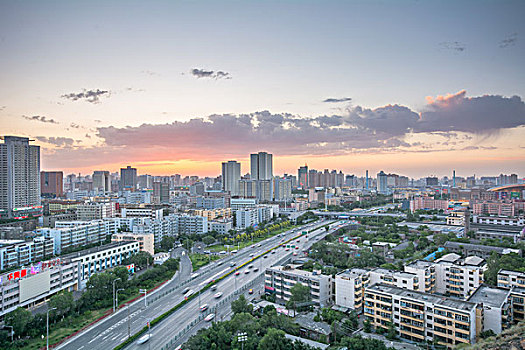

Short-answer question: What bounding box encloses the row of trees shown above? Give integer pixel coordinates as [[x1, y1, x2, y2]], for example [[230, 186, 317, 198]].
[[0, 254, 179, 348]]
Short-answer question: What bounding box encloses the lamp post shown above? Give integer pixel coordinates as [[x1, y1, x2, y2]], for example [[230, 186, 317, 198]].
[[116, 288, 124, 310], [237, 332, 247, 350], [140, 288, 148, 307], [113, 278, 121, 312], [46, 307, 57, 350]]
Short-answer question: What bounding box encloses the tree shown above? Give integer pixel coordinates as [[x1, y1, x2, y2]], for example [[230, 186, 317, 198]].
[[5, 307, 32, 338], [163, 258, 180, 271], [258, 328, 291, 350], [231, 295, 253, 315], [49, 292, 75, 320], [386, 322, 397, 340], [160, 236, 176, 252], [125, 251, 153, 269], [286, 283, 310, 310], [363, 319, 372, 333], [202, 235, 215, 246]]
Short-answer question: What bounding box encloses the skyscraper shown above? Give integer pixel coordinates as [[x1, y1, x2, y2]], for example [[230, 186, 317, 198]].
[[250, 152, 273, 180], [93, 170, 111, 193], [222, 161, 241, 196], [120, 166, 137, 191], [0, 136, 42, 218], [377, 170, 388, 194], [41, 171, 63, 198], [298, 165, 308, 188]]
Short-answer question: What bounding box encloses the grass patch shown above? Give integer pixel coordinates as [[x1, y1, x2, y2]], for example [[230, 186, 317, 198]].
[[208, 225, 297, 253], [190, 253, 221, 271]]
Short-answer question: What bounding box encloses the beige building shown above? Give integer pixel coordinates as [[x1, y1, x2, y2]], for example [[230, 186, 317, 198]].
[[112, 232, 155, 256], [192, 208, 233, 221]]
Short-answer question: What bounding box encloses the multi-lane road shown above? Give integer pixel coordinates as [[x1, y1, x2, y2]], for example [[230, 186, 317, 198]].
[[57, 219, 336, 350]]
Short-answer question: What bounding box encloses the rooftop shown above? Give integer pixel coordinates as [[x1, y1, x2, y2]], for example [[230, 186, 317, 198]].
[[406, 260, 434, 269], [444, 241, 521, 255], [372, 268, 416, 279], [468, 285, 510, 308], [61, 241, 138, 260], [267, 265, 328, 280], [499, 269, 525, 277], [367, 283, 477, 312], [336, 268, 369, 279]]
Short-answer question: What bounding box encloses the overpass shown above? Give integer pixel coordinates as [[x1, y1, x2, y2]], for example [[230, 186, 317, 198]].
[[312, 210, 406, 219]]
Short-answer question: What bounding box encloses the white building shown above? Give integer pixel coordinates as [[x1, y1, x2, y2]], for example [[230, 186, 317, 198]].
[[208, 220, 233, 234], [334, 268, 369, 311], [265, 265, 332, 307], [76, 202, 117, 221], [236, 208, 258, 229], [222, 161, 241, 196]]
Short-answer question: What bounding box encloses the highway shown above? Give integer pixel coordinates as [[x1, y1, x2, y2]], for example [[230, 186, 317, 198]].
[[57, 219, 333, 350], [126, 219, 343, 350]]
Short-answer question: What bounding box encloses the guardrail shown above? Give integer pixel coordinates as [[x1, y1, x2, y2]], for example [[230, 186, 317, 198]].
[[113, 222, 333, 350]]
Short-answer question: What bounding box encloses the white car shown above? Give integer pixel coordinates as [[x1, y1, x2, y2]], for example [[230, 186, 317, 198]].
[[204, 313, 215, 322], [137, 334, 151, 344], [200, 304, 209, 312], [214, 292, 223, 298]]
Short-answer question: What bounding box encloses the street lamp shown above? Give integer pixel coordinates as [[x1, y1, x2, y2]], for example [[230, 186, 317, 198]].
[[237, 332, 247, 350], [46, 307, 57, 350], [116, 288, 124, 310], [139, 316, 152, 350], [140, 288, 148, 307], [113, 278, 121, 312]]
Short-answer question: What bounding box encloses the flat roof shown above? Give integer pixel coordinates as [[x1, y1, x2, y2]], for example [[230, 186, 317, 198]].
[[372, 268, 416, 279], [336, 268, 369, 279], [444, 241, 519, 254], [499, 269, 525, 277], [406, 260, 434, 269], [61, 241, 138, 260], [367, 283, 477, 312], [267, 265, 327, 280], [468, 285, 510, 308], [436, 253, 462, 263]]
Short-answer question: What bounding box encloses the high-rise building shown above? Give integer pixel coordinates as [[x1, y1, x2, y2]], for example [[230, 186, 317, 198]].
[[93, 170, 111, 193], [153, 182, 170, 203], [222, 161, 241, 196], [120, 166, 137, 191], [250, 152, 273, 180], [41, 171, 63, 198], [298, 165, 308, 188], [0, 136, 42, 218], [274, 177, 292, 201], [377, 170, 388, 194]]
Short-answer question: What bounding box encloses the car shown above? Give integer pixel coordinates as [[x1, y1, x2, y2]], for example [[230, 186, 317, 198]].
[[231, 249, 238, 254], [285, 248, 289, 251], [182, 288, 190, 294], [248, 289, 253, 294], [253, 268, 259, 272], [296, 246, 299, 249], [217, 261, 223, 266], [263, 255, 268, 259], [249, 253, 254, 257], [293, 252, 298, 256], [204, 313, 215, 322], [257, 244, 262, 247], [271, 251, 276, 254], [211, 285, 217, 291], [230, 262, 236, 267], [235, 271, 240, 276], [248, 264, 253, 269], [244, 270, 250, 274], [137, 334, 151, 344], [200, 304, 209, 312], [214, 292, 223, 298], [219, 250, 226, 255]]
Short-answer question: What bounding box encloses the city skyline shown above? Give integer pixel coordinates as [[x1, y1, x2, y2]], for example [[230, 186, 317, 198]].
[[1, 1, 524, 177]]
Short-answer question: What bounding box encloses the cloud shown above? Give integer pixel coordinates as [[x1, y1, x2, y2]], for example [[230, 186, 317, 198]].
[[323, 97, 352, 103], [417, 90, 525, 133], [499, 33, 518, 48], [439, 41, 466, 52], [190, 68, 232, 80], [41, 91, 525, 169], [0, 106, 5, 111], [22, 115, 59, 124], [61, 89, 110, 104], [70, 123, 81, 129], [36, 136, 75, 147]]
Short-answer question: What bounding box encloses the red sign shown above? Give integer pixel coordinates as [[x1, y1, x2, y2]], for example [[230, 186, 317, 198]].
[[8, 268, 28, 281]]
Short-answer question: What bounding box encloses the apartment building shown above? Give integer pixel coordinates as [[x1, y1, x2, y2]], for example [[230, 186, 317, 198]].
[[0, 260, 78, 318], [0, 236, 54, 270], [193, 208, 233, 221], [404, 260, 436, 293], [208, 220, 233, 234], [447, 210, 470, 229], [121, 207, 164, 220], [508, 287, 525, 323], [468, 285, 512, 334], [168, 214, 208, 235], [62, 241, 139, 283], [497, 269, 525, 289], [368, 268, 420, 291], [76, 202, 117, 221], [334, 268, 369, 312], [112, 233, 154, 255], [434, 254, 486, 299], [409, 197, 449, 213], [473, 216, 525, 226], [472, 201, 515, 217], [37, 219, 118, 254], [265, 265, 332, 307], [364, 284, 480, 347]]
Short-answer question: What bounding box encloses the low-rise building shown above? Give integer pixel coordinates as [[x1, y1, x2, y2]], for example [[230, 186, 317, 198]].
[[265, 265, 332, 307], [334, 268, 369, 312], [0, 237, 54, 270], [364, 284, 480, 347], [112, 233, 154, 256], [434, 254, 486, 299], [76, 202, 117, 221], [497, 269, 525, 289], [467, 285, 512, 334], [444, 241, 521, 259], [208, 220, 233, 235]]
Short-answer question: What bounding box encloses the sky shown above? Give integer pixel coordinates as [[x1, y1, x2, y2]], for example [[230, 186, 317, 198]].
[[0, 0, 524, 178]]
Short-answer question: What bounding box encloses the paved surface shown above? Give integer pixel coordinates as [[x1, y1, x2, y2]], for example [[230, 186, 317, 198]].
[[57, 220, 335, 350], [357, 331, 420, 350]]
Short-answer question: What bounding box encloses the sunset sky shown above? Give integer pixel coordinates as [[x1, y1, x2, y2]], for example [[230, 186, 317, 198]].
[[1, 0, 524, 178]]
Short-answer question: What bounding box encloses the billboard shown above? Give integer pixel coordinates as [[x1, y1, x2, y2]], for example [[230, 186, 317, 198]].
[[19, 270, 51, 303]]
